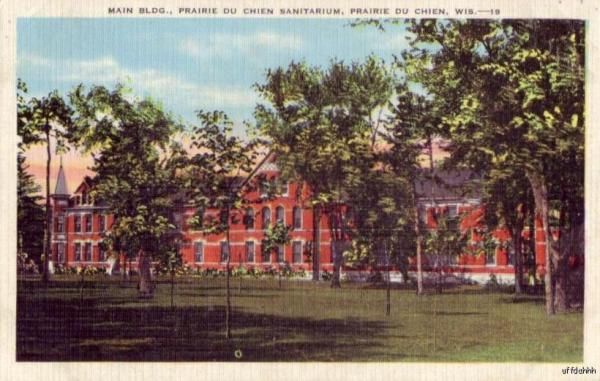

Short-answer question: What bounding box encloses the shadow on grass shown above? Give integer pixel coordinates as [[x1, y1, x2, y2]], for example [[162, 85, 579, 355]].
[[435, 311, 487, 316], [17, 291, 390, 361], [500, 295, 546, 304]]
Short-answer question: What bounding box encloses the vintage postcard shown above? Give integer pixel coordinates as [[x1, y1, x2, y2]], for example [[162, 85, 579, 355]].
[[1, 0, 599, 380]]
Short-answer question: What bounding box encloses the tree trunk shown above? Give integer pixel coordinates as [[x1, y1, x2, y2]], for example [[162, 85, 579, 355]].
[[386, 241, 391, 317], [525, 170, 555, 315], [121, 253, 127, 281], [312, 204, 322, 281], [170, 270, 175, 310], [513, 229, 523, 294], [138, 249, 154, 298], [43, 128, 51, 284], [412, 186, 424, 295], [331, 206, 343, 288], [225, 227, 232, 339], [554, 203, 569, 312]]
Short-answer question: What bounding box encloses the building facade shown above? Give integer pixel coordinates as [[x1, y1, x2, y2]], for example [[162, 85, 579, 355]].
[[49, 160, 549, 284]]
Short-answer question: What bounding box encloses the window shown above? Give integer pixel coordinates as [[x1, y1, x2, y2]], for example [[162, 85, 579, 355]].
[[447, 218, 459, 232], [219, 210, 229, 226], [448, 204, 459, 218], [194, 242, 204, 263], [56, 215, 65, 233], [84, 242, 92, 261], [507, 246, 515, 266], [220, 241, 229, 262], [276, 245, 284, 263], [485, 247, 496, 266], [261, 244, 270, 263], [293, 207, 302, 229], [99, 215, 106, 232], [174, 213, 183, 230], [280, 182, 289, 196], [85, 214, 92, 232], [292, 241, 302, 264], [74, 215, 81, 233], [262, 207, 271, 229], [98, 244, 106, 262], [418, 207, 428, 224], [57, 243, 65, 263], [276, 206, 285, 224], [244, 208, 255, 230], [74, 243, 81, 261], [82, 191, 87, 205], [246, 241, 255, 263]]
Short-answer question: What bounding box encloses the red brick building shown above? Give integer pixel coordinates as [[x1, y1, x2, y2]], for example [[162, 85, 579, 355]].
[[49, 159, 549, 284]]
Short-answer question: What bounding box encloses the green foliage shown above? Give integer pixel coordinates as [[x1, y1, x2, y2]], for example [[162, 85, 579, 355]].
[[68, 84, 185, 260], [261, 221, 291, 258], [347, 168, 416, 269], [17, 153, 45, 263], [186, 110, 260, 235], [423, 213, 468, 262]]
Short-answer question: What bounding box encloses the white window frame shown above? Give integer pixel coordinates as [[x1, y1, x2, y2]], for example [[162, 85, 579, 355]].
[[74, 215, 82, 233], [74, 242, 82, 261], [292, 240, 303, 264], [194, 241, 205, 263], [275, 205, 285, 224], [57, 242, 65, 263], [245, 240, 256, 263], [84, 241, 93, 262], [220, 241, 230, 263], [85, 214, 93, 233], [293, 207, 302, 229], [262, 207, 271, 229]]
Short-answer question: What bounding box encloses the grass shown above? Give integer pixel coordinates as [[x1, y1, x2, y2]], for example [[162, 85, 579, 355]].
[[16, 275, 583, 362]]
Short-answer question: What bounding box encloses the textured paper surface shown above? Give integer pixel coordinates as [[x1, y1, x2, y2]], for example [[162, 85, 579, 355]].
[[1, 0, 598, 380]]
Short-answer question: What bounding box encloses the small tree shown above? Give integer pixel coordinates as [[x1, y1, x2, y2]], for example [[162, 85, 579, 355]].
[[186, 110, 260, 339], [262, 221, 292, 288], [423, 212, 467, 293], [348, 168, 414, 315]]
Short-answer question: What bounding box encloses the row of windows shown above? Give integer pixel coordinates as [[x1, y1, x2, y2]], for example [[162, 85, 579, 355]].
[[418, 204, 461, 226], [74, 192, 93, 206], [243, 206, 302, 230], [193, 241, 305, 264], [70, 242, 106, 262], [58, 214, 107, 233]]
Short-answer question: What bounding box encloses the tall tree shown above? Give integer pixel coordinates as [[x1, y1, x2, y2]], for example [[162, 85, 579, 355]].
[[348, 168, 414, 314], [254, 57, 393, 287], [383, 83, 443, 295], [17, 153, 45, 266], [402, 19, 584, 314], [69, 84, 185, 297], [478, 167, 533, 294], [186, 110, 260, 339], [17, 80, 73, 283]]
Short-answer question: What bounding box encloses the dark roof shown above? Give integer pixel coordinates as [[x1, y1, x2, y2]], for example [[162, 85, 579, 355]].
[[414, 169, 481, 201]]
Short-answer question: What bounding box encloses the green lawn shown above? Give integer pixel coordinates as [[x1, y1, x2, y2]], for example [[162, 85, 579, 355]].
[[16, 276, 583, 362]]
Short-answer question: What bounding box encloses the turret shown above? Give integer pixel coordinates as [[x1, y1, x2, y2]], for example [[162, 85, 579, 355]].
[[50, 157, 69, 264]]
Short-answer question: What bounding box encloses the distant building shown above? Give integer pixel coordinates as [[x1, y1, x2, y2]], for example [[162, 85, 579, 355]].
[[49, 157, 549, 284]]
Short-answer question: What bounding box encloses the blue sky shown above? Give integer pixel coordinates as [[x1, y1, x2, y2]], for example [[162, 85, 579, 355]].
[[18, 18, 411, 134]]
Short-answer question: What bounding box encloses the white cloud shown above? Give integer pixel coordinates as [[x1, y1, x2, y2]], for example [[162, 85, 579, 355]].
[[21, 53, 258, 116], [178, 31, 305, 60], [382, 34, 412, 52], [18, 52, 52, 67]]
